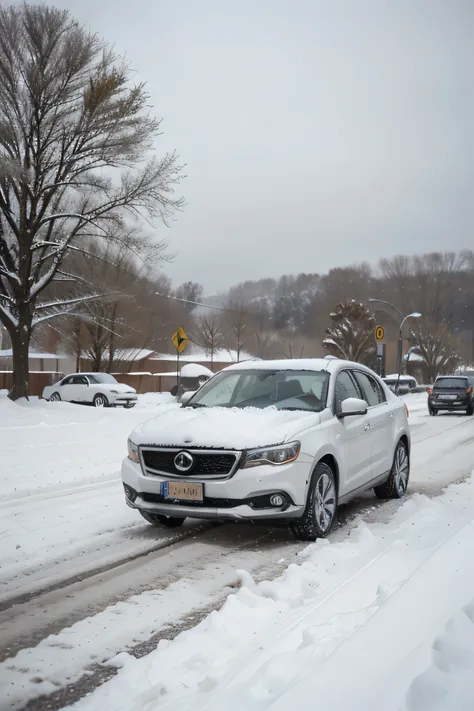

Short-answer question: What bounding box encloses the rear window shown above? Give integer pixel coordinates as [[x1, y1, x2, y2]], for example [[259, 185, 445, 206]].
[[434, 377, 468, 389]]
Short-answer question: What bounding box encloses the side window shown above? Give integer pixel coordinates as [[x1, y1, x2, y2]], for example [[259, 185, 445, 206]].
[[334, 371, 361, 412], [354, 372, 386, 406], [61, 376, 72, 386], [72, 376, 88, 386]]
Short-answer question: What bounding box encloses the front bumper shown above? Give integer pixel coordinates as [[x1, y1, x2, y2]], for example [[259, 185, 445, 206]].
[[121, 454, 311, 521], [113, 395, 138, 406]]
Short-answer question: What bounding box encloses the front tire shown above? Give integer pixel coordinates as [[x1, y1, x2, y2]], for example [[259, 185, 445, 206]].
[[93, 393, 109, 408], [466, 403, 473, 416], [290, 461, 337, 541], [139, 511, 185, 528], [49, 392, 61, 402], [428, 407, 438, 416], [374, 440, 410, 500]]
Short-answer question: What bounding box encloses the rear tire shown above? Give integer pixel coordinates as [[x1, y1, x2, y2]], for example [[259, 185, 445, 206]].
[[139, 511, 185, 528], [374, 440, 410, 500], [290, 461, 337, 541]]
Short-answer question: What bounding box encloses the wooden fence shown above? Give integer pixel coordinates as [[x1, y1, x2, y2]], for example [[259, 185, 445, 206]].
[[0, 371, 64, 397], [113, 373, 178, 394]]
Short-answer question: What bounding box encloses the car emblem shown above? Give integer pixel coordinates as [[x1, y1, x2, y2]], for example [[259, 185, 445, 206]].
[[174, 451, 194, 472]]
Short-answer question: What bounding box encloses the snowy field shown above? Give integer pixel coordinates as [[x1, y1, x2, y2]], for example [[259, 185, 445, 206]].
[[0, 391, 474, 710], [0, 392, 181, 600]]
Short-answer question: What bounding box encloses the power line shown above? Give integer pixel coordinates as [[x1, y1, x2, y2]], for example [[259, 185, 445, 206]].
[[155, 292, 243, 314]]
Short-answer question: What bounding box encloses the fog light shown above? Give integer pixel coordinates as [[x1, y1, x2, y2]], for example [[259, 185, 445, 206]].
[[123, 484, 137, 502], [270, 494, 284, 507]]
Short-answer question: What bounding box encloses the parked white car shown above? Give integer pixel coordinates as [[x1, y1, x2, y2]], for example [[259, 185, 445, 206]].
[[122, 358, 410, 540], [43, 373, 138, 408]]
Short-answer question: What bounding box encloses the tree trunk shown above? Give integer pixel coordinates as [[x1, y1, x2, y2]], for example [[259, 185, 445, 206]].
[[9, 326, 31, 400]]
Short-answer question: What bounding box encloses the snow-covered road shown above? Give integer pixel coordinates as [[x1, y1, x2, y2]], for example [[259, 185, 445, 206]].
[[1, 392, 474, 710]]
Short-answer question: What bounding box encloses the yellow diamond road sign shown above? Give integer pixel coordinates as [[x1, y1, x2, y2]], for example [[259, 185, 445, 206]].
[[374, 325, 385, 341], [172, 326, 189, 354]]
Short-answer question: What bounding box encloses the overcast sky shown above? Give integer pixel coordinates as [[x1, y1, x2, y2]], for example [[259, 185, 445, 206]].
[[22, 0, 474, 293]]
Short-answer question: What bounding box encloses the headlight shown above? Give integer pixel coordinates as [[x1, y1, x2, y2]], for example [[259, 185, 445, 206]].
[[127, 438, 140, 463], [241, 441, 300, 469]]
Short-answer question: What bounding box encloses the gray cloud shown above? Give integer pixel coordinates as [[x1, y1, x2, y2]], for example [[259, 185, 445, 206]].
[[15, 0, 474, 292]]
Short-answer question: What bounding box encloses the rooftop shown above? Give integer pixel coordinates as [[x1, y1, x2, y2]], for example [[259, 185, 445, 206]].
[[0, 350, 67, 360]]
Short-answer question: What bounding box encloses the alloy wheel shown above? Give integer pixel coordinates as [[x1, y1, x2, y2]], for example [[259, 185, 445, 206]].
[[395, 443, 409, 495], [313, 471, 337, 533]]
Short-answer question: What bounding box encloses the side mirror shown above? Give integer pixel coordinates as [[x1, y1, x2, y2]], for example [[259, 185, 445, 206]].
[[180, 390, 196, 405], [338, 397, 368, 418]]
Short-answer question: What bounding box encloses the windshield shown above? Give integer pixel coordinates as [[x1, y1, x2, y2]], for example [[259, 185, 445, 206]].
[[434, 377, 468, 389], [186, 369, 329, 412], [86, 374, 118, 385]]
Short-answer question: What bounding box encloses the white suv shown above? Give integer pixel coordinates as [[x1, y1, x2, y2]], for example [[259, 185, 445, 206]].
[[122, 358, 410, 540]]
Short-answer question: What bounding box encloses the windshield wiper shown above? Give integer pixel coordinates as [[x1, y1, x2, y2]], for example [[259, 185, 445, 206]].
[[277, 406, 310, 412], [184, 402, 208, 408]]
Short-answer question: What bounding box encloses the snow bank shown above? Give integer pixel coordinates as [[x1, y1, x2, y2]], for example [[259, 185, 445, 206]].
[[0, 396, 180, 592], [402, 599, 474, 711], [5, 474, 473, 711], [137, 392, 177, 408]]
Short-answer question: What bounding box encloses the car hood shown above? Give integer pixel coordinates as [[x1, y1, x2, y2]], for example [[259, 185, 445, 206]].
[[131, 406, 321, 450]]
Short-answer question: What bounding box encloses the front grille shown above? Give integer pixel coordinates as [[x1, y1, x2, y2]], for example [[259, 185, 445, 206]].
[[141, 448, 239, 479]]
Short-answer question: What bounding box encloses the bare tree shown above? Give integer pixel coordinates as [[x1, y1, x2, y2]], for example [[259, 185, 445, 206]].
[[175, 281, 204, 311], [378, 252, 472, 324], [323, 301, 376, 364], [196, 314, 224, 366], [280, 332, 305, 359], [411, 322, 462, 382], [221, 301, 247, 362], [0, 4, 184, 398]]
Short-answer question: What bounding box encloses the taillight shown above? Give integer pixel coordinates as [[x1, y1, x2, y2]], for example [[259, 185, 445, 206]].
[[405, 403, 409, 418], [426, 387, 432, 395]]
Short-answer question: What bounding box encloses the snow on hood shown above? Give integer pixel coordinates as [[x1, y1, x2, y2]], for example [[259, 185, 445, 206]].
[[107, 384, 136, 394], [130, 406, 320, 450]]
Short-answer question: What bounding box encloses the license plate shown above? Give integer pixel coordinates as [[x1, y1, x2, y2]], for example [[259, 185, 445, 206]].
[[440, 395, 456, 400], [162, 481, 203, 503]]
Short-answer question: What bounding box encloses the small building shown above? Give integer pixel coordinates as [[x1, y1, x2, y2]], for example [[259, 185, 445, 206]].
[[0, 349, 75, 373]]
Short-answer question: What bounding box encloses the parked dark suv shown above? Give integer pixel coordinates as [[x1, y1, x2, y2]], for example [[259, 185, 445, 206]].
[[427, 376, 474, 416]]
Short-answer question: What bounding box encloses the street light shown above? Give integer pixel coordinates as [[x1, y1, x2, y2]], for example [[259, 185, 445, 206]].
[[368, 299, 422, 394]]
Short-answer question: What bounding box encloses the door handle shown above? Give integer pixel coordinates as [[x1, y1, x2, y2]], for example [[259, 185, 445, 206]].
[[390, 412, 394, 418], [364, 422, 370, 431]]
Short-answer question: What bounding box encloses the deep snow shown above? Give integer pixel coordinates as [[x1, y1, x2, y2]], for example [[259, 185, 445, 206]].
[[1, 391, 474, 711], [52, 476, 474, 711], [0, 392, 180, 599]]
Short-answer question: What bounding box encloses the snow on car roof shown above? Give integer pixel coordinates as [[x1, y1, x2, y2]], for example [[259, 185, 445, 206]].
[[223, 358, 360, 373], [384, 374, 417, 381]]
